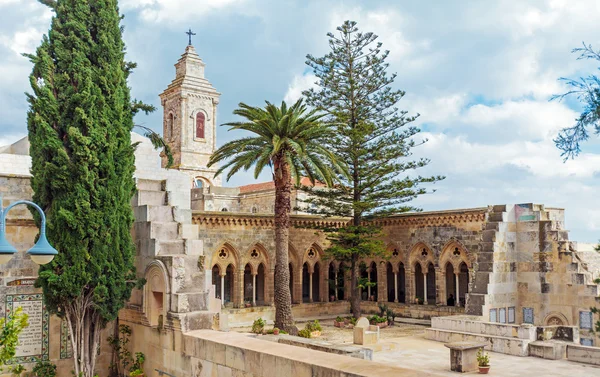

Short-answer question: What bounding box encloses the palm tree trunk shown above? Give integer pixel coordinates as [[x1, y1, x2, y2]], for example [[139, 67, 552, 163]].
[[273, 155, 296, 333]]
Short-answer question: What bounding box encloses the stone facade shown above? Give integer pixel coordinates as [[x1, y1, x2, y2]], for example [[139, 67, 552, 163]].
[[0, 41, 599, 376]]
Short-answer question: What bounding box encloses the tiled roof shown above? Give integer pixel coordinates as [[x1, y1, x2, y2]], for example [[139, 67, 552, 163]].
[[238, 177, 326, 194]]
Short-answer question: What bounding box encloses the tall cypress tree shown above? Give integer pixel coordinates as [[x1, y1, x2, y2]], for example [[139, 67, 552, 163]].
[[302, 21, 443, 317], [25, 1, 141, 375]]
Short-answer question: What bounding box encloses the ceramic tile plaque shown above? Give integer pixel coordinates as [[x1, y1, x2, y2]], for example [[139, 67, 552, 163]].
[[489, 308, 497, 323], [60, 320, 73, 359], [499, 308, 506, 323], [508, 307, 515, 323], [523, 307, 534, 324], [580, 311, 593, 329], [5, 294, 49, 364]]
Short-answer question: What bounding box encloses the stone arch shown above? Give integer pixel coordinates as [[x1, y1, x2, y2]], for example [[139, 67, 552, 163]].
[[210, 242, 240, 273], [243, 243, 270, 274], [144, 261, 170, 328], [191, 108, 209, 140], [288, 244, 301, 304], [387, 243, 405, 267], [409, 242, 435, 271], [193, 176, 211, 188], [544, 312, 569, 326], [439, 240, 471, 273], [166, 112, 174, 139], [303, 243, 324, 268]]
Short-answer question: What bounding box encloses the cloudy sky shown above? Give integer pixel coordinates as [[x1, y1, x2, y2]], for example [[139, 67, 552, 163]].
[[1, 0, 600, 242]]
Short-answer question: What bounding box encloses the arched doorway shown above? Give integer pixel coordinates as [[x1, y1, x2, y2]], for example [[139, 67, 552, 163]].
[[414, 264, 424, 303], [302, 262, 310, 302], [369, 262, 378, 301], [338, 262, 347, 300], [426, 263, 436, 304], [458, 262, 469, 307], [386, 262, 395, 302], [224, 264, 234, 306], [257, 263, 266, 305], [243, 264, 253, 305], [445, 262, 456, 306], [313, 262, 321, 302], [398, 262, 406, 303], [328, 263, 337, 301]]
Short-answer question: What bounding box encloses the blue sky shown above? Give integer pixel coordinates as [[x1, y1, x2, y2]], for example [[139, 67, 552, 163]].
[[1, 0, 600, 242]]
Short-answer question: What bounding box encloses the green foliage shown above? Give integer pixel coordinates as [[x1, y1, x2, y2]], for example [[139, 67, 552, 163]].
[[129, 352, 145, 377], [297, 329, 312, 338], [368, 315, 387, 324], [207, 99, 345, 185], [591, 307, 600, 333], [385, 309, 396, 325], [335, 316, 344, 323], [552, 43, 600, 159], [10, 364, 25, 376], [378, 304, 388, 317], [251, 318, 266, 334], [25, 0, 147, 374], [0, 307, 29, 370], [476, 348, 490, 367], [108, 324, 132, 376], [32, 361, 57, 377], [304, 320, 322, 332], [300, 22, 442, 317]]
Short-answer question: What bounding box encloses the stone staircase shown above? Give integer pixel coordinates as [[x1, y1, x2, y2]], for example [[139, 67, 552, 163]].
[[132, 178, 218, 332]]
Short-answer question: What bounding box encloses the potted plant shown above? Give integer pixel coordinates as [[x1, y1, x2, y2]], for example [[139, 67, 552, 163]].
[[334, 316, 344, 328], [244, 301, 252, 308], [10, 365, 25, 377], [130, 352, 146, 377], [415, 297, 423, 305], [273, 327, 280, 335], [476, 348, 490, 374]]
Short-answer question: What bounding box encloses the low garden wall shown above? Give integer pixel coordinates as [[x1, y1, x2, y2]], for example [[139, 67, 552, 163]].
[[567, 344, 600, 365], [361, 301, 465, 319]]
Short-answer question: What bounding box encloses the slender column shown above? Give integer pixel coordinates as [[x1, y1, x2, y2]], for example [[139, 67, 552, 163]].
[[394, 272, 399, 302], [252, 273, 257, 306], [455, 273, 460, 307], [423, 272, 428, 305], [334, 271, 339, 300], [220, 275, 225, 307], [309, 272, 313, 302]]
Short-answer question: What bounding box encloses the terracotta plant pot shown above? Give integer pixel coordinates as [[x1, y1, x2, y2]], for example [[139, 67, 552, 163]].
[[310, 330, 321, 338], [330, 295, 335, 301], [273, 329, 280, 335], [333, 321, 341, 328], [478, 366, 490, 374]]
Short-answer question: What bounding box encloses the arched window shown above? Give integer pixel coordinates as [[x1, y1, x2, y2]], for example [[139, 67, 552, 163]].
[[251, 206, 258, 214], [194, 178, 204, 188], [196, 112, 205, 139], [221, 208, 228, 212], [167, 113, 174, 139]]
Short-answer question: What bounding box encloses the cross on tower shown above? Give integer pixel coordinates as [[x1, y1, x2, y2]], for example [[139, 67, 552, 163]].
[[186, 28, 196, 46]]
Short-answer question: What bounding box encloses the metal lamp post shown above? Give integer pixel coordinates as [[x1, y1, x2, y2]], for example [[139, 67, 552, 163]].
[[0, 196, 58, 265]]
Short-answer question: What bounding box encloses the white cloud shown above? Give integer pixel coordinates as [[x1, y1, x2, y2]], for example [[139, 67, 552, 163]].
[[121, 0, 246, 24], [283, 73, 317, 104]]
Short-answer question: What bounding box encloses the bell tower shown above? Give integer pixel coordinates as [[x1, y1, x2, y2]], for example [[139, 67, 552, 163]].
[[160, 40, 222, 187]]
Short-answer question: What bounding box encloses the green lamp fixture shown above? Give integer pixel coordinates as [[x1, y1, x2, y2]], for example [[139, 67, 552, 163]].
[[0, 197, 58, 265]]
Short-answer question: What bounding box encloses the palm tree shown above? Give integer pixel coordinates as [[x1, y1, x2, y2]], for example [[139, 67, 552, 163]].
[[208, 99, 344, 332]]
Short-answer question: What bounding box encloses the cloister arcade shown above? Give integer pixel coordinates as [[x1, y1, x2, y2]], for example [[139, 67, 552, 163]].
[[208, 240, 473, 309]]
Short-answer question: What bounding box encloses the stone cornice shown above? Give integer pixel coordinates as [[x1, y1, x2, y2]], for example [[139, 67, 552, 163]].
[[372, 208, 487, 227], [192, 207, 488, 228]]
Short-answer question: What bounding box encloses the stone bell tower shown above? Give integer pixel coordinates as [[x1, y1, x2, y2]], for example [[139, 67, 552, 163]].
[[159, 40, 222, 187]]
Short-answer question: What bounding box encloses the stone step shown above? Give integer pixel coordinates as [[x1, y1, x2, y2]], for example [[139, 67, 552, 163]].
[[136, 178, 164, 192], [158, 240, 185, 255], [492, 205, 507, 212], [133, 222, 179, 240], [488, 212, 506, 222], [132, 190, 167, 206], [134, 205, 174, 223]]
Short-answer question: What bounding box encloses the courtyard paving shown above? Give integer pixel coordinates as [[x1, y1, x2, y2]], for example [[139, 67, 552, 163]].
[[233, 318, 600, 376]]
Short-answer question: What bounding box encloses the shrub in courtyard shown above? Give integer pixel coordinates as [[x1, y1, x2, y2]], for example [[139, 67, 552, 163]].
[[386, 309, 396, 326], [0, 307, 29, 374], [252, 318, 266, 334], [129, 352, 145, 377], [32, 361, 56, 377], [305, 320, 322, 332], [298, 329, 312, 339], [378, 304, 389, 317]]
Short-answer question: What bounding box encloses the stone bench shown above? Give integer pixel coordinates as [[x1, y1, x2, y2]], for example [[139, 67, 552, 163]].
[[444, 341, 488, 373]]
